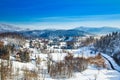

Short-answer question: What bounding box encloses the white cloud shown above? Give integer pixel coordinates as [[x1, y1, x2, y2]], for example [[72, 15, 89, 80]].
[[35, 14, 120, 22]]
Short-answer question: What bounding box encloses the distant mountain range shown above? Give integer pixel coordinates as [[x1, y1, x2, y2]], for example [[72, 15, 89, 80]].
[[19, 29, 89, 38], [0, 23, 120, 38], [74, 26, 120, 34], [0, 23, 25, 32], [0, 24, 91, 38]]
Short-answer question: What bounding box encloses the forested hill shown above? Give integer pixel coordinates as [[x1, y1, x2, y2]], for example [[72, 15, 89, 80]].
[[94, 32, 120, 66]]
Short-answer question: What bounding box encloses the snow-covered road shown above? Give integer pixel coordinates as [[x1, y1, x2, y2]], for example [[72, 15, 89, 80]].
[[101, 53, 120, 72]]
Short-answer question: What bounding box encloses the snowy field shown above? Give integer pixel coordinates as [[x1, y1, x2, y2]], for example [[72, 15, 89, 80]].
[[1, 39, 120, 80], [8, 47, 120, 80]]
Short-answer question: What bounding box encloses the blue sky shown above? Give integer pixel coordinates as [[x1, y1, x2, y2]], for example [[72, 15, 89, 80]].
[[0, 0, 120, 29]]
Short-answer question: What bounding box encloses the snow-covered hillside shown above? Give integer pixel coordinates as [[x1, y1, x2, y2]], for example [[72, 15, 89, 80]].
[[8, 46, 120, 80], [0, 33, 120, 80], [4, 46, 119, 80]]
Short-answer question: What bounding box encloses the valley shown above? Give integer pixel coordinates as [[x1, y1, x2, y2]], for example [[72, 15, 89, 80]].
[[0, 24, 120, 80]]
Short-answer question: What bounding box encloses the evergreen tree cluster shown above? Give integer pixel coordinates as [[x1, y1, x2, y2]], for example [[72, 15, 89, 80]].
[[94, 32, 120, 65]]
